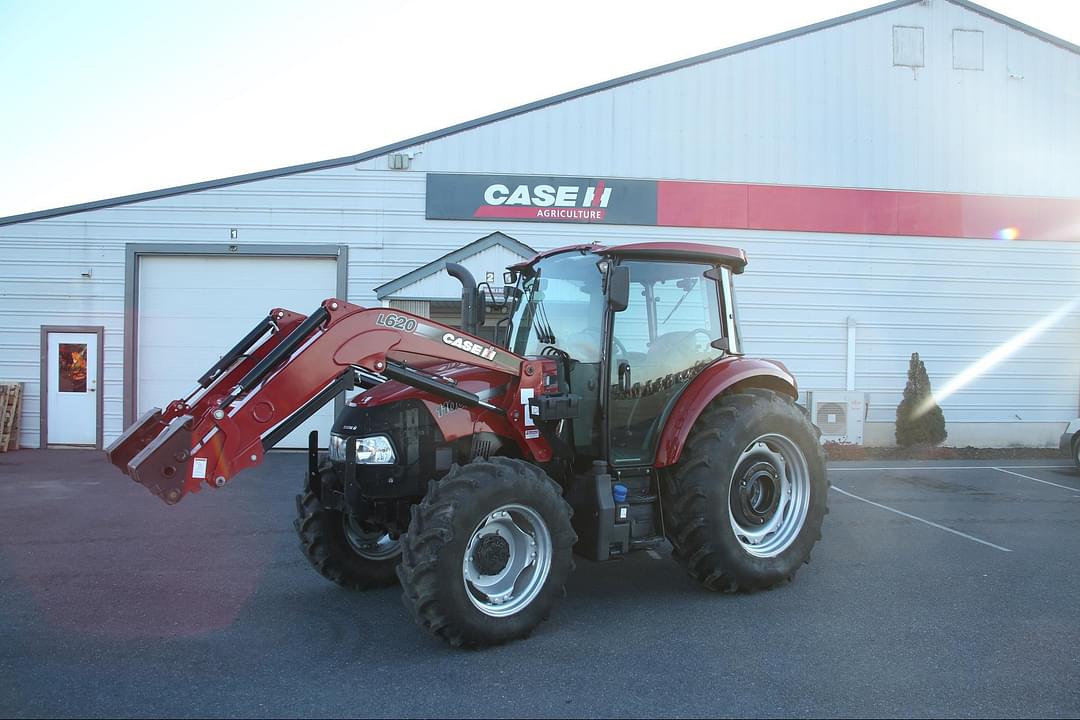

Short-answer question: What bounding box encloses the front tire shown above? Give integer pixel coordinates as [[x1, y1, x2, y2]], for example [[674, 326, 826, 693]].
[[664, 388, 828, 592], [397, 457, 576, 647], [294, 467, 401, 590]]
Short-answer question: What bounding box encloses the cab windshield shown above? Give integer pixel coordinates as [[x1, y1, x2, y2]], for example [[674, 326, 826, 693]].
[[507, 252, 604, 362]]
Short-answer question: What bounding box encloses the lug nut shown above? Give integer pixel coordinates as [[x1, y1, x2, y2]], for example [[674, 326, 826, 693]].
[[213, 409, 225, 420], [214, 476, 226, 488]]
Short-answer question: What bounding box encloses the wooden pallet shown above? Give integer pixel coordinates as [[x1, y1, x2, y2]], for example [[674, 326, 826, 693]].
[[0, 383, 22, 452]]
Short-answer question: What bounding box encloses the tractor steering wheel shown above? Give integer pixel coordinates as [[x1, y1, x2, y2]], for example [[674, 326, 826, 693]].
[[688, 328, 715, 353]]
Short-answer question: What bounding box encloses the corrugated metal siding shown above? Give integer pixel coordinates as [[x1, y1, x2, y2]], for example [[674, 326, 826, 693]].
[[388, 299, 431, 317], [3, 170, 1078, 447], [358, 2, 1080, 198], [1, 0, 1078, 447]]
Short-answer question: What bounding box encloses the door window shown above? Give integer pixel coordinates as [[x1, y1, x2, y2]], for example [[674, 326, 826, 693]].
[[609, 261, 724, 464], [58, 344, 88, 393]]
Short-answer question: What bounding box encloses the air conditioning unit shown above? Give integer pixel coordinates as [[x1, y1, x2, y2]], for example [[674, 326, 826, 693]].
[[810, 391, 867, 444]]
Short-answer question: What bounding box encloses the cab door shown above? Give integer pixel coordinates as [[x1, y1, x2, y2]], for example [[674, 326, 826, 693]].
[[607, 261, 725, 465]]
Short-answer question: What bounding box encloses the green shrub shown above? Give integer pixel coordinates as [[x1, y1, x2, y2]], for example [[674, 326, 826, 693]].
[[895, 352, 947, 447]]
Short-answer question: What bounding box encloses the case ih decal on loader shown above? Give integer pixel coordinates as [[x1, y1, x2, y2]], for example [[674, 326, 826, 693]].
[[106, 243, 827, 647]]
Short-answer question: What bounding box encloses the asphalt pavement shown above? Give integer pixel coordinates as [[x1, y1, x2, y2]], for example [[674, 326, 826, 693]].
[[1, 449, 1078, 718]]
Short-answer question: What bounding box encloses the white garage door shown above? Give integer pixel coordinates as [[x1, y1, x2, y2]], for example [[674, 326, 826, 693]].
[[137, 255, 339, 449]]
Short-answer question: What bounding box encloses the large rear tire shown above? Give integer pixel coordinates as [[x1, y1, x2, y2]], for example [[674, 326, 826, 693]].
[[397, 457, 576, 647], [664, 388, 828, 591], [294, 467, 401, 590]]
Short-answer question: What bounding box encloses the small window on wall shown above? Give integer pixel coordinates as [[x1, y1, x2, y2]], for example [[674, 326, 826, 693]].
[[953, 29, 984, 70], [58, 344, 88, 393], [893, 26, 925, 67]]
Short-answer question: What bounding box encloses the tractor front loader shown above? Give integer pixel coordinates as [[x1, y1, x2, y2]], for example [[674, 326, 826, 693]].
[[106, 242, 827, 647]]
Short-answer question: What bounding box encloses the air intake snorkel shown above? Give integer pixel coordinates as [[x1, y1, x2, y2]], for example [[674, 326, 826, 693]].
[[445, 262, 485, 336]]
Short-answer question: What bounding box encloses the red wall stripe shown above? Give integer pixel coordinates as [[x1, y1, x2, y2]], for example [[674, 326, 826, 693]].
[[656, 181, 747, 228], [655, 180, 1080, 242]]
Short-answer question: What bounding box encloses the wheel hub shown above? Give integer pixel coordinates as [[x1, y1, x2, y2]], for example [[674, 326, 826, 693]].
[[342, 515, 401, 561], [726, 435, 812, 558], [473, 533, 511, 575], [731, 460, 781, 526], [462, 505, 553, 618]]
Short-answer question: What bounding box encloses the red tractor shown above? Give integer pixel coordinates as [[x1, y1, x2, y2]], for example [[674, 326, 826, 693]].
[[106, 242, 827, 647]]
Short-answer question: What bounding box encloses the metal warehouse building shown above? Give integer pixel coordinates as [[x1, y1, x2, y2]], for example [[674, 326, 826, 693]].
[[2, 0, 1079, 451]]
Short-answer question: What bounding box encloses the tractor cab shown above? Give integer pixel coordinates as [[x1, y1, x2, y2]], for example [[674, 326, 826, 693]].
[[503, 242, 747, 467]]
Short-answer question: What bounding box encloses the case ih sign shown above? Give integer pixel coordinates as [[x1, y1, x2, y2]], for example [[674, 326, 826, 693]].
[[426, 173, 656, 225], [425, 172, 1080, 242]]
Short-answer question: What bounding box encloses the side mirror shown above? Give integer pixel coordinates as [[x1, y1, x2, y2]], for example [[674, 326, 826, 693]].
[[607, 265, 630, 312], [710, 337, 730, 353]]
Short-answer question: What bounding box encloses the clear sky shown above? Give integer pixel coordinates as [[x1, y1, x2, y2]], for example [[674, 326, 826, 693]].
[[0, 0, 1076, 219]]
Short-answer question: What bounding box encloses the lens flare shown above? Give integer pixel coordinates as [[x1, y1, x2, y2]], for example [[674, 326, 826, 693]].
[[914, 295, 1080, 418], [997, 227, 1020, 241]]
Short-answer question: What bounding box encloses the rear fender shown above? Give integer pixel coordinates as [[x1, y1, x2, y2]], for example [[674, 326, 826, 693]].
[[653, 357, 797, 468]]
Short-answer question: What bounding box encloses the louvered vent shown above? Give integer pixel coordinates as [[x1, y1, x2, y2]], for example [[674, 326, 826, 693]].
[[471, 437, 492, 459], [816, 402, 848, 436]]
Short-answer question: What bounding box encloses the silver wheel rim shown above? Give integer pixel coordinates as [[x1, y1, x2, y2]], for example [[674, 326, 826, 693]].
[[727, 433, 811, 558], [462, 504, 553, 618], [343, 516, 401, 561]]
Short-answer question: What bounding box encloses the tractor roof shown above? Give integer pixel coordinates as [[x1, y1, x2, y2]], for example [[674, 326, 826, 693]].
[[511, 242, 747, 274]]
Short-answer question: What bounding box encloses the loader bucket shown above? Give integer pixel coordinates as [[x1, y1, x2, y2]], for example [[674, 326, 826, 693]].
[[105, 408, 165, 476]]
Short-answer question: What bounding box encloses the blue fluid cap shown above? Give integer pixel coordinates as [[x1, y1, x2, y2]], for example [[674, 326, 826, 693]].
[[612, 483, 628, 503]]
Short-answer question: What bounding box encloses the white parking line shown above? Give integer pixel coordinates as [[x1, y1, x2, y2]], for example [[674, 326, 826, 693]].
[[991, 467, 1080, 493], [830, 486, 1013, 553], [830, 465, 1073, 472]]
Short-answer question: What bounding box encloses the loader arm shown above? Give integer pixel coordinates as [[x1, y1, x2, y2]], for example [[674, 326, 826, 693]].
[[105, 308, 309, 473], [106, 298, 551, 505]]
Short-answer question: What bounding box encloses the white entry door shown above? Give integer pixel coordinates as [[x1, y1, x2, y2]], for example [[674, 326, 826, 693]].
[[46, 331, 98, 446]]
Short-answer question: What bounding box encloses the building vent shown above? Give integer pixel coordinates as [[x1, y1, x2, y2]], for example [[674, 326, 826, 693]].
[[810, 392, 867, 444], [893, 26, 925, 67], [953, 29, 984, 70]]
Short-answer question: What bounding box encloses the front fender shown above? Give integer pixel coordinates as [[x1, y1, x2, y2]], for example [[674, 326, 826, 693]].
[[653, 357, 797, 468]]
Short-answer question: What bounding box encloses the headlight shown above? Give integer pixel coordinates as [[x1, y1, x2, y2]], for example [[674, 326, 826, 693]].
[[328, 434, 396, 464]]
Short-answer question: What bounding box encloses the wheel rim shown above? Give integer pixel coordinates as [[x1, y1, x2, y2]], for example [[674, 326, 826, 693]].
[[727, 433, 811, 558], [462, 504, 553, 618], [342, 516, 401, 561]]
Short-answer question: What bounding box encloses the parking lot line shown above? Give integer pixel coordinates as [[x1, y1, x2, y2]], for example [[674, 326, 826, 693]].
[[991, 467, 1080, 493], [830, 486, 1013, 553], [830, 465, 1073, 472]]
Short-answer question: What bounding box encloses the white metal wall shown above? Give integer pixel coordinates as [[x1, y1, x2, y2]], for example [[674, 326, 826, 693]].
[[357, 1, 1080, 198], [1, 0, 1078, 448]]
